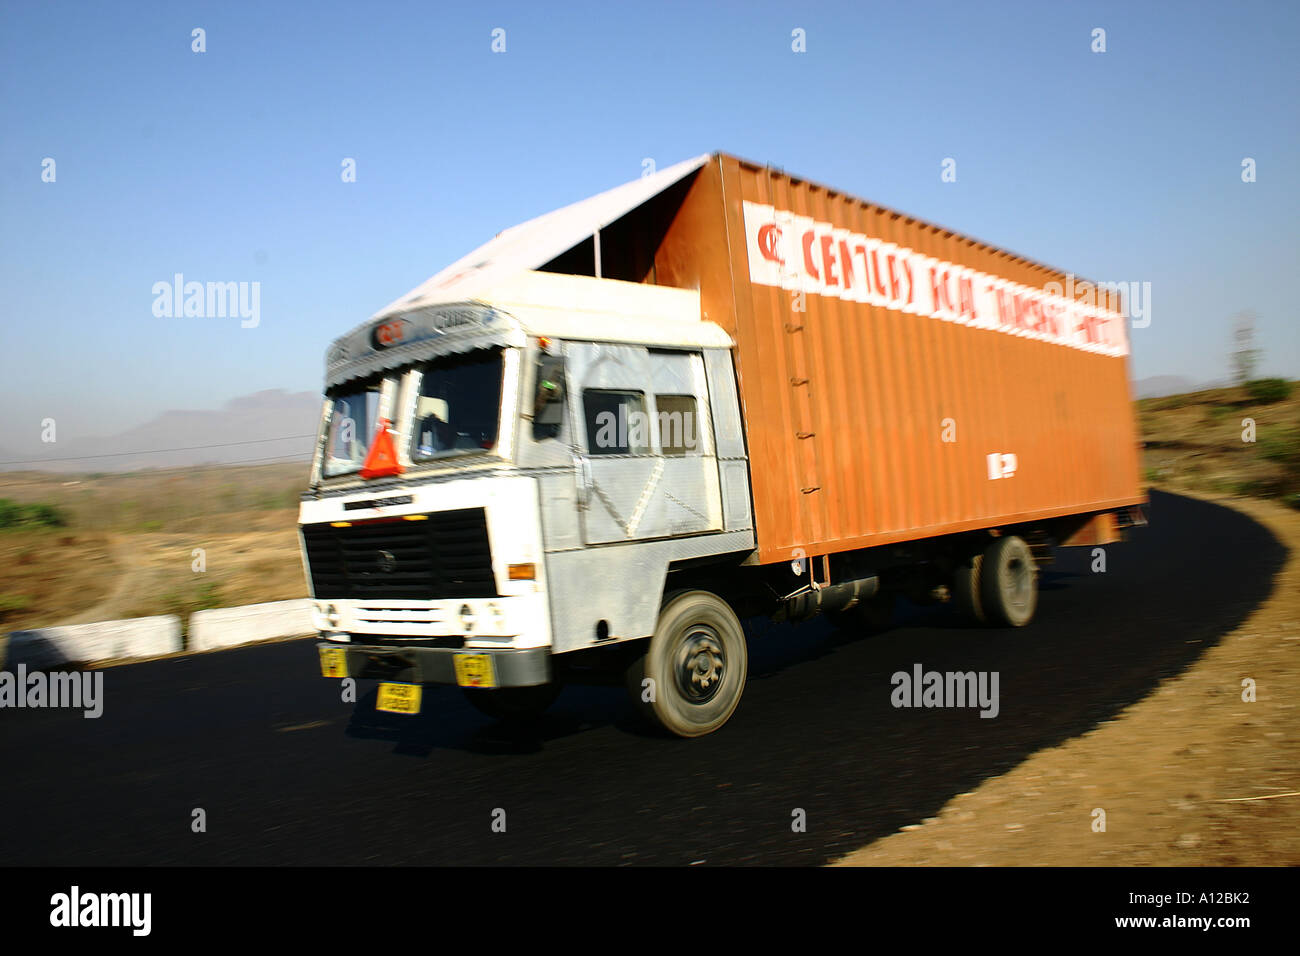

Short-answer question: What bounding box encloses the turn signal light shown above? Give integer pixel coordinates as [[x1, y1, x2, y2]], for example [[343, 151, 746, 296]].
[[507, 563, 536, 581]]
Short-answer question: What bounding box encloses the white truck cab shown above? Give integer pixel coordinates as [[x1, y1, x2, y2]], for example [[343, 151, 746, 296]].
[[302, 270, 757, 734]]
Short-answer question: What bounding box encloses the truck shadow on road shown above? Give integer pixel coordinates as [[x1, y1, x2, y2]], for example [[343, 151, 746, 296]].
[[343, 682, 643, 756]]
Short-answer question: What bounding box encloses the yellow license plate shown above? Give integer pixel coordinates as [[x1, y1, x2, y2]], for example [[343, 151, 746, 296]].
[[318, 647, 348, 678], [454, 653, 496, 688], [376, 682, 422, 715]]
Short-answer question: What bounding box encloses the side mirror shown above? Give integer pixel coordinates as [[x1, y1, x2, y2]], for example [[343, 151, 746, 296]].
[[533, 353, 566, 423]]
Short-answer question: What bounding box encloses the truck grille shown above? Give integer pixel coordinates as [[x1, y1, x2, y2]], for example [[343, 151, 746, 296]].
[[302, 509, 497, 600]]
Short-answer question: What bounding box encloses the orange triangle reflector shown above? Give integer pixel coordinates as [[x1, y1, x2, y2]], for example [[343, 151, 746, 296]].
[[360, 418, 404, 479]]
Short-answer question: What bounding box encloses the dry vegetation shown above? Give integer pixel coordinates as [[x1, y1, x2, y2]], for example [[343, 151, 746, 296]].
[[0, 462, 310, 632], [1138, 379, 1300, 506]]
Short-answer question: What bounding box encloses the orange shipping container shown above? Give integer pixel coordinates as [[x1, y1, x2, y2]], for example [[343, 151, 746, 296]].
[[636, 153, 1146, 564]]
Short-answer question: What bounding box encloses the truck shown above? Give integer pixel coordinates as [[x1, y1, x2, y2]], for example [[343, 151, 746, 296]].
[[301, 152, 1147, 737]]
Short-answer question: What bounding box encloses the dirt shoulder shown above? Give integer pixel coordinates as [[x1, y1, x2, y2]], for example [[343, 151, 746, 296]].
[[833, 491, 1300, 866]]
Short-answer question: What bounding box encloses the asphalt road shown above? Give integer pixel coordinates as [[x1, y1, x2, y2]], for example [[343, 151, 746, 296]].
[[0, 490, 1286, 866]]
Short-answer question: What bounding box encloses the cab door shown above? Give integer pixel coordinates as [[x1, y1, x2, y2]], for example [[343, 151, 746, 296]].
[[567, 342, 722, 545]]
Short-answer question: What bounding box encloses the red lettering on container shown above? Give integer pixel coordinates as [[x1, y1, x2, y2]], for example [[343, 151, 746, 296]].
[[802, 232, 820, 281], [820, 235, 839, 287]]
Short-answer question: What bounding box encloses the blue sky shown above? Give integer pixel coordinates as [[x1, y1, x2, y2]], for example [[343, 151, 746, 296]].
[[1, 0, 1296, 454]]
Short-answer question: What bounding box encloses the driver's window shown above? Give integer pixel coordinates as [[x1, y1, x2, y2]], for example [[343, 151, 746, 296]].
[[410, 348, 504, 460]]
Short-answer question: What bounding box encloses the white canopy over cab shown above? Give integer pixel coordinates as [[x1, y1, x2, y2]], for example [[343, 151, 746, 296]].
[[325, 271, 732, 390], [373, 154, 710, 318]]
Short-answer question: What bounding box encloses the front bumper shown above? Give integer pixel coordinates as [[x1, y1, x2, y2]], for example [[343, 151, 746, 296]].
[[318, 640, 552, 687], [310, 595, 548, 644]]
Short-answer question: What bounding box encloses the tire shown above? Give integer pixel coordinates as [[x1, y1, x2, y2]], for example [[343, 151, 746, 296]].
[[626, 590, 748, 738], [462, 682, 562, 722], [951, 553, 986, 624], [978, 535, 1038, 627], [825, 591, 896, 634]]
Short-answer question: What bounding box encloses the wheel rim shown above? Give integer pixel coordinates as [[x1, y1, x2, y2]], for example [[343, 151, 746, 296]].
[[672, 625, 726, 704], [1001, 551, 1032, 611]]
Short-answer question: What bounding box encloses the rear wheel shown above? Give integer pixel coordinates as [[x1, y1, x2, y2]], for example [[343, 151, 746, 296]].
[[462, 683, 562, 722], [626, 590, 748, 738], [979, 535, 1038, 627]]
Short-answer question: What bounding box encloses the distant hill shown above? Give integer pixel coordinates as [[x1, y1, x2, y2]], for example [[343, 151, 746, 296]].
[[1133, 375, 1242, 399], [0, 389, 320, 473], [1134, 375, 1196, 399]]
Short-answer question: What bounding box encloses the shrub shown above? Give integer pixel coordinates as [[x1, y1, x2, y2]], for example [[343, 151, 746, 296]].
[[1246, 378, 1293, 404], [1257, 424, 1300, 466], [150, 581, 226, 626], [0, 499, 68, 530], [0, 593, 32, 615], [26, 503, 66, 527]]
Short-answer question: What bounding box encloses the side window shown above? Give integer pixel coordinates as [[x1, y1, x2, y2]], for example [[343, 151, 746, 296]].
[[582, 389, 649, 456], [655, 394, 700, 456]]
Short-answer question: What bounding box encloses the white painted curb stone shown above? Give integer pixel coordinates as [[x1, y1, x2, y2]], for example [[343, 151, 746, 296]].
[[189, 599, 315, 652], [4, 616, 183, 669]]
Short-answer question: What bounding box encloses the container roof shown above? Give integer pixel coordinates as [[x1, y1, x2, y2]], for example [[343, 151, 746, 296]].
[[372, 153, 711, 320]]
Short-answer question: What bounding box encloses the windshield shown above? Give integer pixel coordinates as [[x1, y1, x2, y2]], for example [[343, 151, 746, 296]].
[[412, 349, 504, 460], [321, 379, 382, 477]]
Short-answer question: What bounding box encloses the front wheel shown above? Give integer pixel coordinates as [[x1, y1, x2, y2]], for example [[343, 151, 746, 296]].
[[626, 590, 748, 738]]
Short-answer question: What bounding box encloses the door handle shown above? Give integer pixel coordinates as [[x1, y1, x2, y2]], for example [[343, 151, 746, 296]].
[[575, 455, 593, 509]]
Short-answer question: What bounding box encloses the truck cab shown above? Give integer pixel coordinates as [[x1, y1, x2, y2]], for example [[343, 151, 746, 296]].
[[302, 271, 756, 733]]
